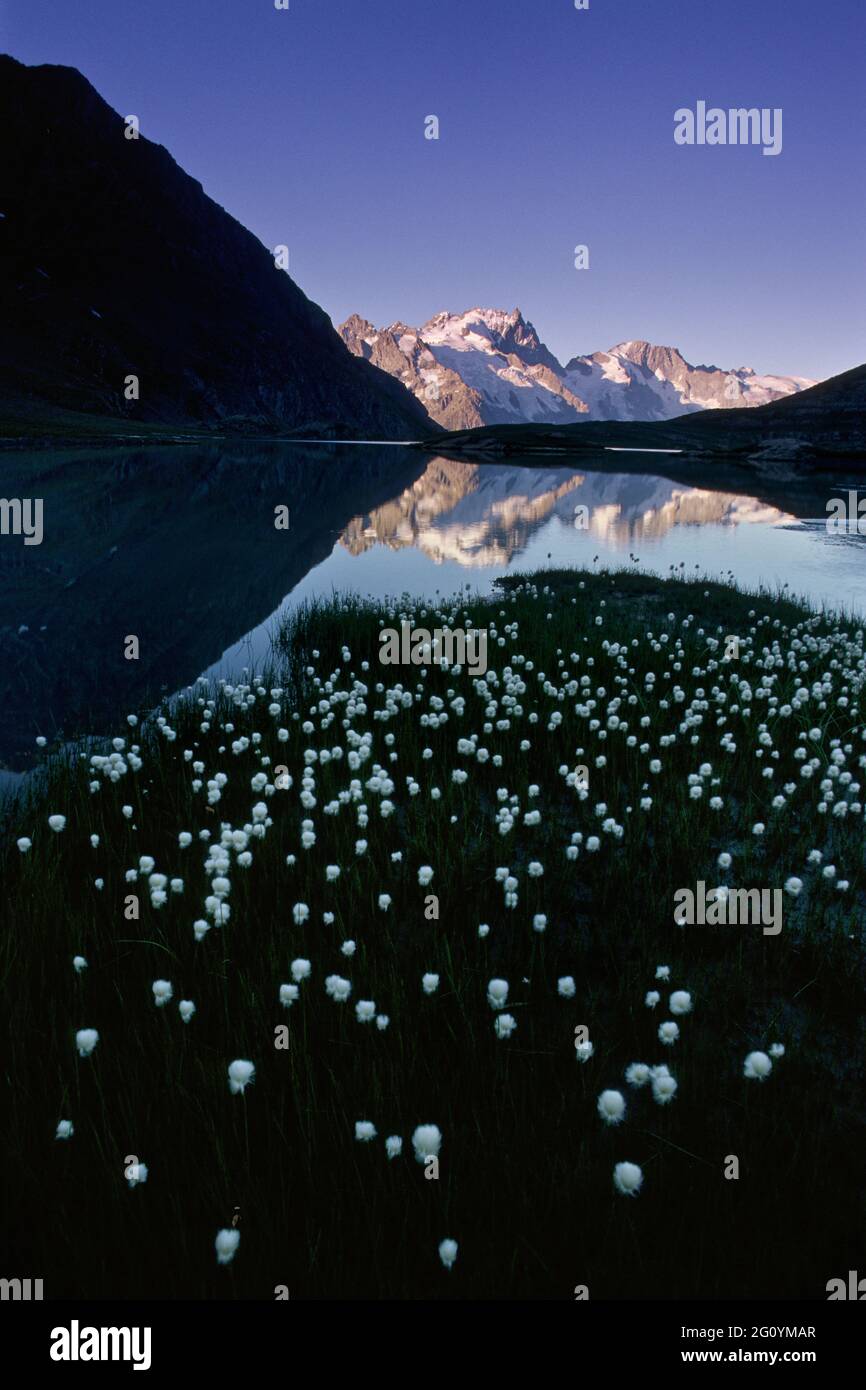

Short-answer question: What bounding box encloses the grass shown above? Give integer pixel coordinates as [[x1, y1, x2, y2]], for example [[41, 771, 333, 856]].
[[1, 568, 864, 1300]]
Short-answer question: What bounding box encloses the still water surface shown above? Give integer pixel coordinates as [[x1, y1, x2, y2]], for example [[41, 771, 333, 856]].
[[1, 441, 862, 772]]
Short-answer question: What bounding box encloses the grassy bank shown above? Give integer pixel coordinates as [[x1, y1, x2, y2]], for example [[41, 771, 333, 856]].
[[1, 569, 864, 1299]]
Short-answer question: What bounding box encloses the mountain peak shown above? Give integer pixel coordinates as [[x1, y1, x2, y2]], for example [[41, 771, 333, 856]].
[[339, 307, 815, 430]]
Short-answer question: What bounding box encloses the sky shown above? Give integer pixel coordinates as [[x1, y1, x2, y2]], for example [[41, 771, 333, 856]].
[[3, 0, 864, 381]]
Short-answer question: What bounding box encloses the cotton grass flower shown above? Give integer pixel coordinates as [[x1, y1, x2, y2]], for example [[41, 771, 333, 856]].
[[55, 1120, 74, 1140], [574, 1040, 594, 1062], [494, 1013, 517, 1038], [658, 1020, 680, 1045], [355, 1000, 376, 1023], [48, 814, 66, 832], [376, 1014, 390, 1030], [669, 990, 692, 1016], [355, 1121, 377, 1142], [279, 984, 299, 1007], [769, 1043, 785, 1059], [412, 1124, 442, 1163], [193, 919, 211, 942], [422, 973, 440, 995], [625, 1063, 651, 1087], [597, 1089, 626, 1125], [16, 837, 31, 853], [744, 1050, 772, 1080], [557, 976, 576, 998], [385, 1135, 403, 1159], [655, 965, 670, 981], [228, 1059, 255, 1094], [785, 877, 803, 896], [291, 958, 311, 982], [613, 1161, 643, 1196], [645, 991, 660, 1008], [152, 979, 173, 1007], [126, 1161, 149, 1188], [215, 1229, 240, 1265], [417, 865, 434, 886], [652, 1072, 678, 1104], [179, 1000, 196, 1023], [73, 956, 87, 973], [75, 1028, 99, 1057], [326, 974, 352, 1001], [438, 1238, 458, 1270], [487, 978, 509, 1010]]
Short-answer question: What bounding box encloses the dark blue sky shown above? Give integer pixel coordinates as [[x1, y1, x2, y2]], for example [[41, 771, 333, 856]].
[[4, 0, 863, 379]]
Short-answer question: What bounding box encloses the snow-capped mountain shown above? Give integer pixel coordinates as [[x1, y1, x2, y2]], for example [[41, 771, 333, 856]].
[[338, 307, 815, 430]]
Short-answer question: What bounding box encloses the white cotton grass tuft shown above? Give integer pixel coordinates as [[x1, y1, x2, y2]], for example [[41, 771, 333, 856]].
[[291, 958, 311, 982], [412, 1124, 442, 1163], [438, 1238, 458, 1270], [76, 1028, 99, 1057], [486, 978, 509, 1010], [625, 1063, 651, 1088], [17, 837, 32, 853], [645, 990, 660, 1008], [385, 1135, 403, 1159], [215, 1228, 240, 1265], [73, 956, 88, 974], [658, 1020, 680, 1045], [597, 1089, 626, 1125], [152, 979, 173, 1007], [178, 999, 196, 1023], [193, 919, 211, 942], [744, 1050, 773, 1080], [355, 1120, 377, 1142], [574, 1040, 594, 1062], [652, 1072, 678, 1104], [126, 1161, 148, 1187], [355, 999, 376, 1023], [494, 1013, 517, 1039], [325, 974, 351, 1002], [228, 1059, 255, 1094], [769, 1043, 785, 1059], [422, 973, 440, 995], [55, 1120, 74, 1140], [48, 814, 67, 832], [669, 990, 692, 1016], [557, 976, 576, 998], [655, 966, 670, 981], [417, 865, 434, 886], [279, 983, 299, 1007], [613, 1161, 643, 1196]]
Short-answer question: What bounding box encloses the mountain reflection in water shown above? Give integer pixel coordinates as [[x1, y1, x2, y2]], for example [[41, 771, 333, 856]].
[[0, 441, 862, 772]]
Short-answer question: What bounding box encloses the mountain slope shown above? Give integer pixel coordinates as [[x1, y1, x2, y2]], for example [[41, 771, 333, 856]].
[[0, 56, 434, 441], [339, 307, 814, 429], [411, 362, 866, 468]]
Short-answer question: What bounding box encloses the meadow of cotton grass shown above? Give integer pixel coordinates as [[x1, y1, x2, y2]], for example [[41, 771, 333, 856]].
[[0, 568, 863, 1300]]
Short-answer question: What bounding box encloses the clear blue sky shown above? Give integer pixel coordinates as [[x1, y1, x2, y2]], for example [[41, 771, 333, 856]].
[[4, 0, 864, 380]]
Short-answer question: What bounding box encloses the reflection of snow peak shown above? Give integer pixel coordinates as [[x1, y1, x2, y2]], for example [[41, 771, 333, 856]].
[[340, 459, 794, 567]]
